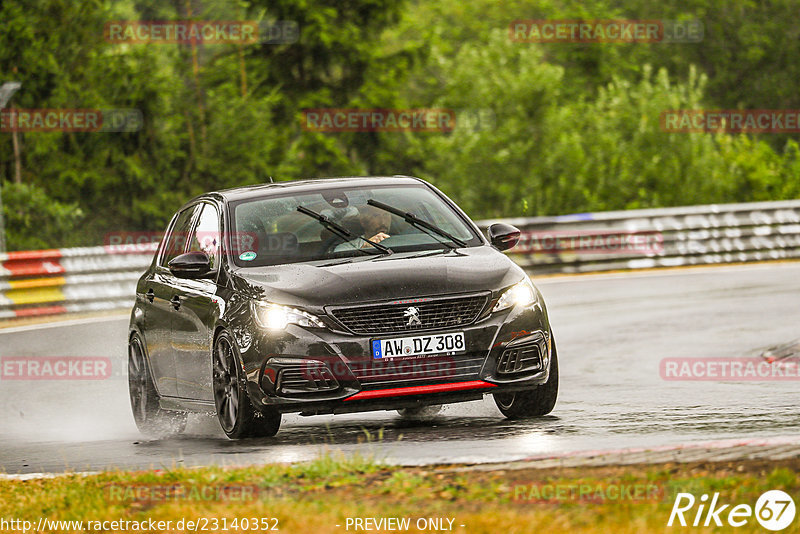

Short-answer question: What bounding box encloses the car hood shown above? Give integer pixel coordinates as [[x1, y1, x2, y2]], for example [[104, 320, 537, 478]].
[[231, 246, 524, 309]]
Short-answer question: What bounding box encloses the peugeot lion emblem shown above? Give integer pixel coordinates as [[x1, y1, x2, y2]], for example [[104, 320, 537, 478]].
[[404, 306, 422, 327]]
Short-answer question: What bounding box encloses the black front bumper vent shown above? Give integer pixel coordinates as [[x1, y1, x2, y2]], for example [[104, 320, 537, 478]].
[[497, 343, 542, 374], [277, 364, 339, 394]]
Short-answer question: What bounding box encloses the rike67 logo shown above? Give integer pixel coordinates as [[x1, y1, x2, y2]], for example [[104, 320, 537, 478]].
[[669, 490, 796, 531]]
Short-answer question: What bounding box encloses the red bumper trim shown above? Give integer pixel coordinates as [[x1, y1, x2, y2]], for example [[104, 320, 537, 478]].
[[344, 380, 497, 401]]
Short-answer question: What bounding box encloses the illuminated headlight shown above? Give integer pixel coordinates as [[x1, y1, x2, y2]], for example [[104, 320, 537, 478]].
[[252, 301, 326, 330], [492, 279, 537, 312]]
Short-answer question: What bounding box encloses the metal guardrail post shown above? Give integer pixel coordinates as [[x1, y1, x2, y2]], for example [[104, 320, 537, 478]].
[[0, 81, 23, 254], [0, 179, 6, 254]]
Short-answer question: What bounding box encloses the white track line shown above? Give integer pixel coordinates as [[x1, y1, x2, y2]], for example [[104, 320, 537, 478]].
[[536, 261, 800, 284], [520, 434, 800, 461], [0, 313, 129, 334], [0, 471, 99, 481]]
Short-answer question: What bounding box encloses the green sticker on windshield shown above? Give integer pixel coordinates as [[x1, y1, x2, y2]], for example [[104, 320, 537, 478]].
[[239, 251, 257, 261]]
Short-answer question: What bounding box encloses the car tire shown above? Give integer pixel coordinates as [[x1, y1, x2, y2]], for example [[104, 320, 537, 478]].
[[493, 334, 559, 418], [397, 405, 443, 418], [128, 334, 187, 438], [213, 330, 281, 439]]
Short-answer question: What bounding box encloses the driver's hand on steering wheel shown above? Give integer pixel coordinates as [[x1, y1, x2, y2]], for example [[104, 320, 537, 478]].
[[361, 232, 390, 247]]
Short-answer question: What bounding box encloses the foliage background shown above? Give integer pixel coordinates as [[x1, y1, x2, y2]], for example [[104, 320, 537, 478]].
[[0, 0, 799, 249]]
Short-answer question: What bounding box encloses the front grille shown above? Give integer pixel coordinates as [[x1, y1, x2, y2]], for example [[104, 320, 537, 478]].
[[497, 343, 542, 374], [328, 293, 489, 335], [277, 364, 339, 394], [348, 353, 487, 390]]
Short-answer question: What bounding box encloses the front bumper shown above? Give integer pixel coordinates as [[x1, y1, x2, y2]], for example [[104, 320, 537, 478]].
[[234, 300, 552, 415]]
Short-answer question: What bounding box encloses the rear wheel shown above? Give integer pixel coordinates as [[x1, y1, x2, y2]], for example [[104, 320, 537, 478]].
[[213, 331, 281, 439], [128, 334, 187, 438], [493, 335, 559, 418]]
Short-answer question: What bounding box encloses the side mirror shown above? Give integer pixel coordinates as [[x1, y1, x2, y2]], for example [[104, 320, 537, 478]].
[[168, 251, 213, 279], [487, 223, 520, 251]]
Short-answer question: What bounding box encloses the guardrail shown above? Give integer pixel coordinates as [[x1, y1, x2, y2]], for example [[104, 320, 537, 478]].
[[1, 199, 799, 319], [479, 199, 800, 274], [0, 246, 154, 320]]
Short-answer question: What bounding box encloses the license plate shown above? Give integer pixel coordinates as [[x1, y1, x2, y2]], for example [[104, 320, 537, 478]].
[[372, 332, 466, 359]]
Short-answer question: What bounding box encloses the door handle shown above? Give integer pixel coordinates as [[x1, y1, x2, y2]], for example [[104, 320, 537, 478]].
[[146, 289, 155, 303], [170, 295, 182, 310]]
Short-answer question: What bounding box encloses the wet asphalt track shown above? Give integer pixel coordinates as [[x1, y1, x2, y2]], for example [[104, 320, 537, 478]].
[[1, 262, 799, 474]]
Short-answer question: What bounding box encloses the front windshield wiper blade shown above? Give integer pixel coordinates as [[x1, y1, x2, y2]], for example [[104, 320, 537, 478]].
[[406, 248, 453, 259], [296, 205, 393, 255], [366, 199, 467, 248], [317, 258, 354, 267]]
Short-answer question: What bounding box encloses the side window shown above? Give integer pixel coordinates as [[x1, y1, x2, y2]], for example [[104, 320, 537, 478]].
[[159, 205, 199, 267], [187, 203, 221, 270]]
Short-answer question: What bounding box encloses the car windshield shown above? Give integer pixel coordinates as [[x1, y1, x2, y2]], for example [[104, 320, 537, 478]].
[[228, 183, 480, 267]]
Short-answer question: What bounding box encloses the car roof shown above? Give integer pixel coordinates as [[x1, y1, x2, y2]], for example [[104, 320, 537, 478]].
[[197, 175, 427, 204]]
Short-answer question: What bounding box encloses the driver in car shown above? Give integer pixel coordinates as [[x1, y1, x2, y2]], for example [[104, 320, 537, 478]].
[[354, 204, 392, 246]]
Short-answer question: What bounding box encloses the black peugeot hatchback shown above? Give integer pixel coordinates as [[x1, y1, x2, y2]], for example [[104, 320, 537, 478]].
[[128, 176, 558, 439]]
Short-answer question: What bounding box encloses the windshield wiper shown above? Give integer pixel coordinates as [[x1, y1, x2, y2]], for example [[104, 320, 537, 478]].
[[317, 258, 354, 267], [366, 199, 467, 248], [296, 205, 393, 255]]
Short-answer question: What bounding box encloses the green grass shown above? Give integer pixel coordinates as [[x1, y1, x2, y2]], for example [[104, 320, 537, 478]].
[[1, 455, 798, 533]]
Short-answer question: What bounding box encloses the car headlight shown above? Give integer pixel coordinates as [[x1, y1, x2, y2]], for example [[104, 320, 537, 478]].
[[252, 301, 326, 330], [492, 278, 537, 312]]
